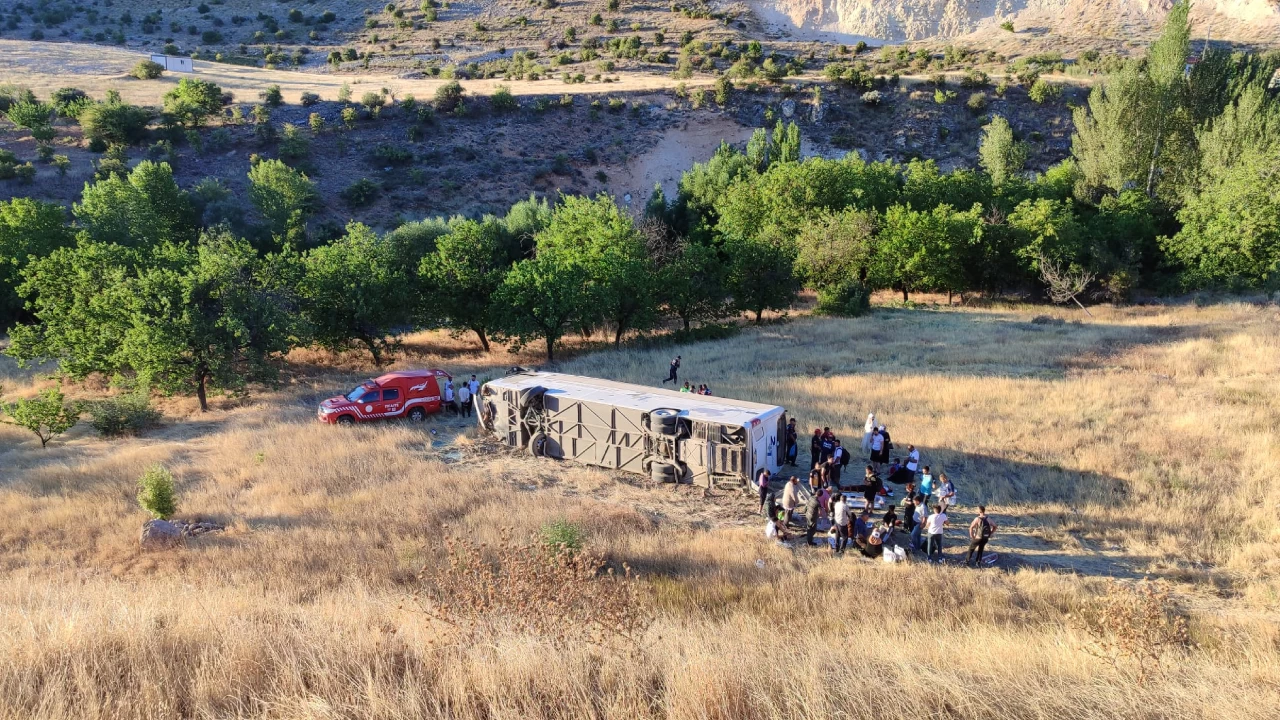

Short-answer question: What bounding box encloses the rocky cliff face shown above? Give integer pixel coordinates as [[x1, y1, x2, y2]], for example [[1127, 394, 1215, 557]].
[[751, 0, 1280, 43]]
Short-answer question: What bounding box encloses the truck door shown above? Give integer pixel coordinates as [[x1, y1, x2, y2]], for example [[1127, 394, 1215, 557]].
[[381, 387, 402, 416]]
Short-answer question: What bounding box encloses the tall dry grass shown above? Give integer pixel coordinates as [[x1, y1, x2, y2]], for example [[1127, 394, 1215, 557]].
[[2, 301, 1280, 718]]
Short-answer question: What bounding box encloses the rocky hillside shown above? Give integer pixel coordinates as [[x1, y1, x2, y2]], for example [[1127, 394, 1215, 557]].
[[750, 0, 1280, 45]]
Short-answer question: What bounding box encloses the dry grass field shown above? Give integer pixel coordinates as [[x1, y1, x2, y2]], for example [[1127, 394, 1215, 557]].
[[2, 298, 1280, 719]]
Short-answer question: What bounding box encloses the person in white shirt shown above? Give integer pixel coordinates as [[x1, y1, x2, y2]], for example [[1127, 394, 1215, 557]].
[[443, 379, 457, 414], [925, 505, 949, 563], [456, 382, 471, 413], [861, 412, 876, 452], [938, 473, 956, 512], [905, 445, 920, 478], [467, 375, 480, 397], [831, 495, 850, 554], [869, 427, 884, 470]]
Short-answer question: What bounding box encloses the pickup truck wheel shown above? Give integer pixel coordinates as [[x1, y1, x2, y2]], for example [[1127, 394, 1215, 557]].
[[407, 407, 427, 422], [337, 415, 355, 426], [528, 432, 548, 457]]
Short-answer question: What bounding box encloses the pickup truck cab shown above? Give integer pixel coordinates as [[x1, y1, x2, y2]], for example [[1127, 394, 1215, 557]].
[[317, 369, 451, 425]]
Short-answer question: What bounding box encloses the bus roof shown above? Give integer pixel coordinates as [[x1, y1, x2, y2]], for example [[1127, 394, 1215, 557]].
[[485, 371, 784, 426]]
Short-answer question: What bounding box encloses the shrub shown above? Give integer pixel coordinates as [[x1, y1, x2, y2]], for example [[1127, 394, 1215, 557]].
[[0, 84, 38, 113], [539, 519, 586, 556], [434, 80, 464, 112], [1, 388, 79, 448], [337, 82, 352, 102], [372, 143, 413, 165], [341, 177, 381, 206], [361, 91, 386, 110], [490, 84, 517, 112], [1000, 20, 1015, 32], [861, 90, 883, 106], [202, 30, 223, 44], [299, 91, 320, 107], [960, 69, 989, 88], [341, 106, 358, 128], [995, 80, 1009, 97], [52, 155, 70, 175], [966, 92, 988, 113], [5, 101, 53, 129], [131, 60, 165, 79], [308, 112, 325, 133], [279, 123, 310, 159], [14, 162, 35, 183], [137, 465, 177, 519], [88, 392, 161, 437], [36, 144, 55, 162], [262, 85, 284, 106], [51, 87, 91, 117], [816, 280, 871, 317], [1029, 78, 1061, 104]]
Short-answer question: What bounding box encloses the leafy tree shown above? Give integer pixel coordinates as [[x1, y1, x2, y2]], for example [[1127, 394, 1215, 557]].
[[0, 198, 73, 326], [1007, 198, 1088, 273], [247, 159, 316, 248], [901, 160, 993, 212], [78, 100, 151, 146], [136, 465, 177, 519], [534, 195, 654, 346], [299, 223, 408, 364], [1, 387, 80, 448], [73, 161, 198, 248], [978, 115, 1028, 187], [794, 208, 876, 289], [723, 230, 800, 322], [871, 204, 983, 301], [420, 218, 520, 351], [656, 241, 730, 330], [122, 232, 299, 411], [676, 140, 757, 238], [5, 101, 53, 130], [162, 78, 224, 127], [494, 247, 597, 361]]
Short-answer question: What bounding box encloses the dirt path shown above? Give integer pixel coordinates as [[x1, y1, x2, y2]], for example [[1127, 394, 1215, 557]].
[[1, 39, 710, 107]]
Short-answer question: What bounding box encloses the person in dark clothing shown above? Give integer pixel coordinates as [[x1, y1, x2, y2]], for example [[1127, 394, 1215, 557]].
[[809, 429, 822, 470], [818, 428, 836, 464], [802, 493, 822, 546], [764, 491, 780, 523], [902, 494, 918, 532], [829, 440, 845, 488], [882, 504, 898, 529], [756, 468, 771, 513], [785, 419, 798, 466], [661, 355, 681, 384], [967, 505, 998, 566]]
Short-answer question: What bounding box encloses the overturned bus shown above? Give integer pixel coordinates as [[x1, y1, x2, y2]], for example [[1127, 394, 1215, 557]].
[[476, 370, 786, 488]]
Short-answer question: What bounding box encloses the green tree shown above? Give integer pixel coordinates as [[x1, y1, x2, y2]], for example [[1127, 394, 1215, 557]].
[[73, 161, 198, 248], [1, 387, 79, 448], [493, 248, 597, 361], [978, 115, 1028, 187], [122, 231, 299, 411], [871, 204, 983, 301], [0, 198, 73, 326], [1007, 198, 1087, 273], [299, 223, 408, 365], [163, 78, 224, 127], [78, 100, 151, 146], [5, 101, 53, 130], [420, 218, 519, 351], [534, 195, 655, 346], [247, 159, 316, 248], [794, 208, 876, 289], [656, 242, 730, 331], [723, 231, 800, 322]]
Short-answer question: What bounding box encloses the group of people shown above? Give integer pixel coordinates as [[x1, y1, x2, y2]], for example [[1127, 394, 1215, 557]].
[[679, 382, 713, 395], [442, 374, 481, 416], [763, 413, 997, 567]]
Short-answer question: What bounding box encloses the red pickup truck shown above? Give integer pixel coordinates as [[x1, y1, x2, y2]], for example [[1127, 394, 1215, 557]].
[[317, 369, 452, 425]]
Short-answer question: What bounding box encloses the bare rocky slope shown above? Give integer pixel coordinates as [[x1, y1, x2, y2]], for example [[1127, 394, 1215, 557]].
[[750, 0, 1280, 45]]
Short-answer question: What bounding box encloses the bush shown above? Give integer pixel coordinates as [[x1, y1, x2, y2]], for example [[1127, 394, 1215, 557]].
[[490, 84, 517, 112], [5, 101, 53, 129], [299, 91, 320, 107], [137, 465, 177, 519], [539, 519, 585, 556], [959, 69, 989, 88], [202, 30, 223, 43], [51, 87, 90, 117], [262, 85, 284, 106], [1029, 78, 1061, 104], [372, 143, 413, 165], [341, 177, 381, 206], [1, 388, 79, 448], [89, 392, 161, 437], [0, 84, 37, 114], [14, 162, 35, 183], [1000, 20, 1014, 32], [966, 92, 988, 113], [434, 80, 463, 112], [131, 60, 165, 80], [816, 280, 871, 316], [361, 91, 386, 110], [861, 90, 883, 106]]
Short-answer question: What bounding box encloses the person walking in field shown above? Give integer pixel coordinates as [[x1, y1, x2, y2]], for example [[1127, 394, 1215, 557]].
[[456, 380, 471, 415], [925, 504, 949, 563], [782, 476, 802, 527], [967, 506, 997, 567], [662, 355, 681, 384], [862, 412, 876, 452], [911, 494, 928, 553]]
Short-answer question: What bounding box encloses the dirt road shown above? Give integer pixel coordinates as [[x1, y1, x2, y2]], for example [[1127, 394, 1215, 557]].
[[1, 39, 708, 107]]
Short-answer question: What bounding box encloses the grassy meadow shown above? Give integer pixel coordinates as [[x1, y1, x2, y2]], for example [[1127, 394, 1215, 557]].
[[2, 299, 1279, 719]]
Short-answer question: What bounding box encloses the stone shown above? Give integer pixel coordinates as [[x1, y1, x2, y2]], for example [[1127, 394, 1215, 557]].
[[140, 519, 183, 549], [780, 99, 796, 118]]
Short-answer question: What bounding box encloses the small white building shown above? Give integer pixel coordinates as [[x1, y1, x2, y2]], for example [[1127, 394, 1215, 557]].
[[149, 54, 194, 73]]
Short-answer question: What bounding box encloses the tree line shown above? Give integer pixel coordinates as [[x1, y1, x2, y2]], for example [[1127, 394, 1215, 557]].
[[1, 2, 1277, 411]]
